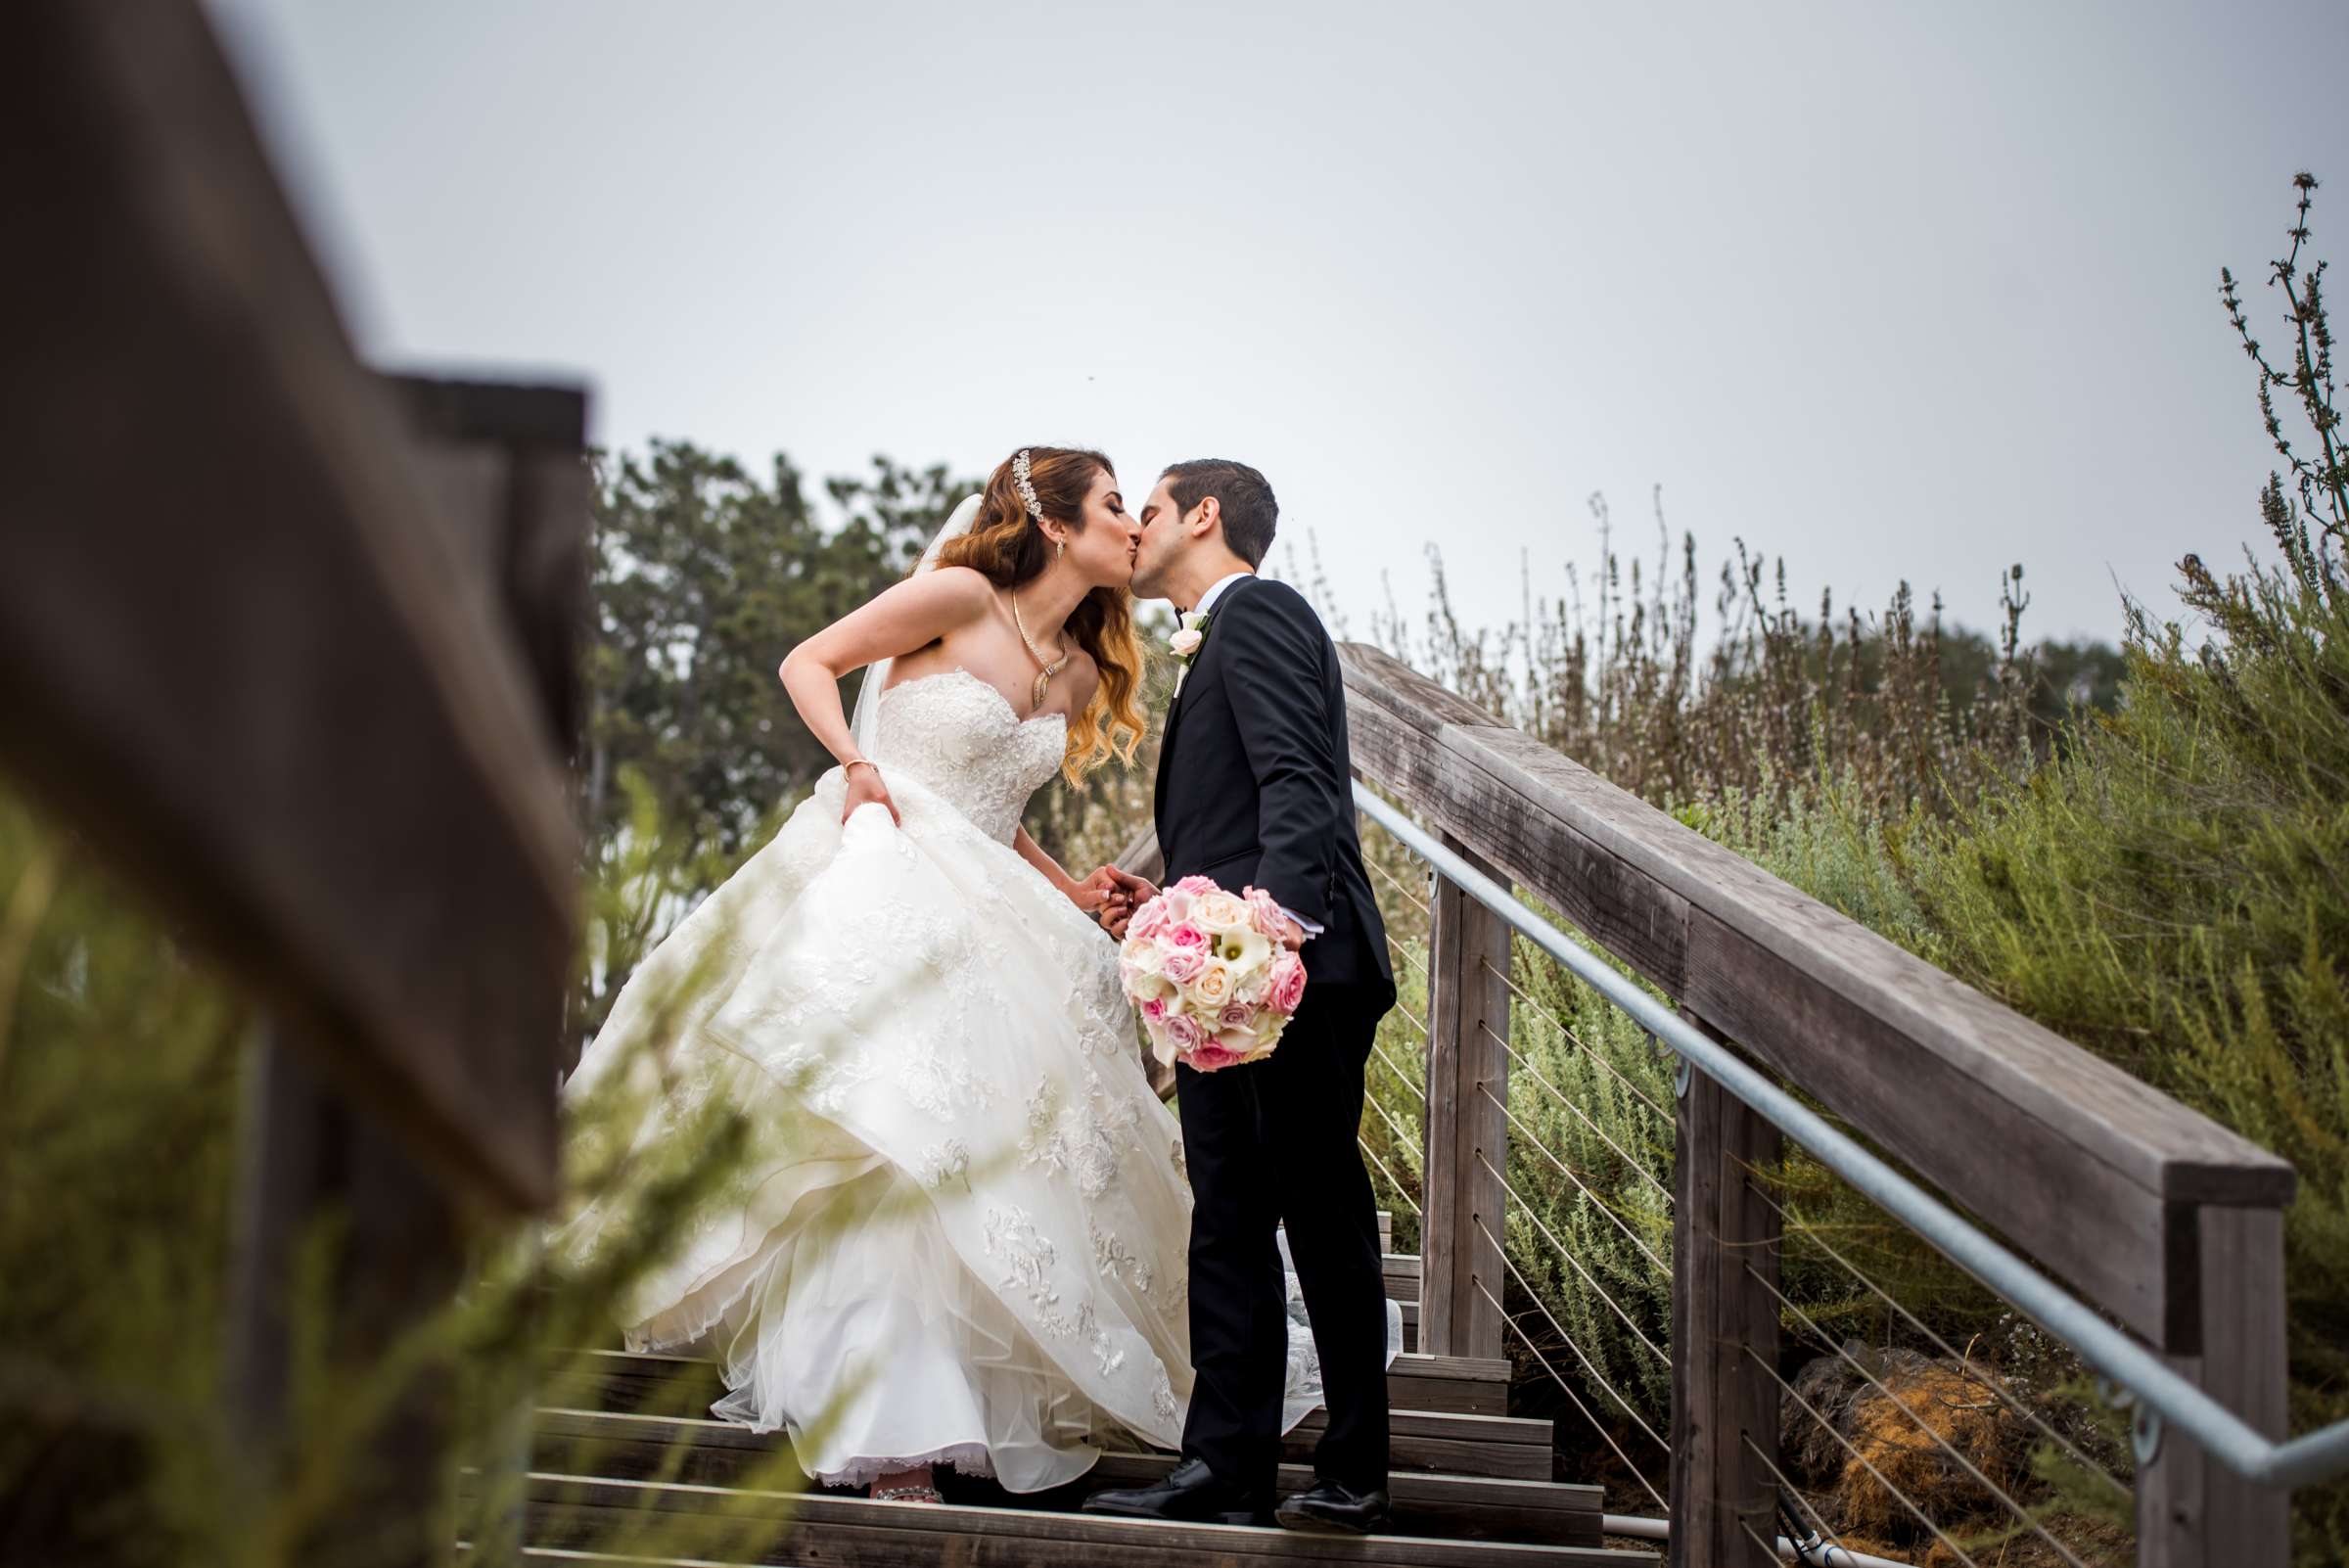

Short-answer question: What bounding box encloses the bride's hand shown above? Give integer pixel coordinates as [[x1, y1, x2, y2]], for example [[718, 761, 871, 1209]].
[[842, 761, 899, 825], [1070, 865, 1125, 916]]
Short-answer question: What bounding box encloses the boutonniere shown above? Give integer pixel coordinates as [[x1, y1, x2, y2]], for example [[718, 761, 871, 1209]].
[[1170, 609, 1212, 693]]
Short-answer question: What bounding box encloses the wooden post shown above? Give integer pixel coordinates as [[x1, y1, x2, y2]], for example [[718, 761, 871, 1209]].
[[1670, 1024, 1783, 1568], [228, 1027, 465, 1565], [1421, 832, 1512, 1362], [2136, 1204, 2289, 1568]]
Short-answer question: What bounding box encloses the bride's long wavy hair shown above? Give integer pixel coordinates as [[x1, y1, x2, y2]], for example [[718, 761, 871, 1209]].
[[935, 446, 1146, 782]]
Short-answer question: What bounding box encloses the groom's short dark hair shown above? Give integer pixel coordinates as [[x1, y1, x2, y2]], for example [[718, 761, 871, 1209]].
[[1163, 459, 1277, 567]]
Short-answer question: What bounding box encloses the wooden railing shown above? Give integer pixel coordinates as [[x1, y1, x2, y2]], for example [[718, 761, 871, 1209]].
[[1324, 640, 2296, 1568], [5, 7, 588, 1561]]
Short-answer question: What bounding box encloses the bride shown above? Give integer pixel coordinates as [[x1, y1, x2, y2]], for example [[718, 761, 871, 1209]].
[[556, 446, 1396, 1506]]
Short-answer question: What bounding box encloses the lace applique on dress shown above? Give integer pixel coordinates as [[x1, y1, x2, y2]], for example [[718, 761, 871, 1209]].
[[873, 669, 1068, 846]]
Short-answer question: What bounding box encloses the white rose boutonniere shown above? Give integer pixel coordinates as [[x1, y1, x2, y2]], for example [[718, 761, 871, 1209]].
[[1170, 609, 1212, 693]]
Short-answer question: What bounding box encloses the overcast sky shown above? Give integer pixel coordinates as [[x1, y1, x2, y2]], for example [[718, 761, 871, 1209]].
[[207, 0, 2344, 646]]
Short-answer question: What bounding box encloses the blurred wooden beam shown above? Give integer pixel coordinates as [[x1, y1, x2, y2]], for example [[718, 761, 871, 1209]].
[[0, 2, 583, 1213]]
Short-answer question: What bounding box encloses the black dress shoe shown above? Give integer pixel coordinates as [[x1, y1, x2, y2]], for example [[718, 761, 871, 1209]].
[[1275, 1476, 1393, 1534], [1082, 1456, 1272, 1526]]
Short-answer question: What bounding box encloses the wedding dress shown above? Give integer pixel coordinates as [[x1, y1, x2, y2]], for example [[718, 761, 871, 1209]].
[[557, 665, 1401, 1493]]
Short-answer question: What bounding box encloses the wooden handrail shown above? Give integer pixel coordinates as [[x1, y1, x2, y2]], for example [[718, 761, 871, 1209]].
[[1335, 640, 2290, 1351], [0, 3, 582, 1215], [1335, 638, 2292, 1566]]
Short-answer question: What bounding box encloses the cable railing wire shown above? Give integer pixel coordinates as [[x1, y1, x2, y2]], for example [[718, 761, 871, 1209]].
[[1474, 1080, 1672, 1281], [1475, 1017, 1674, 1209], [1363, 853, 1432, 919], [1386, 933, 1428, 981], [1744, 1343, 1984, 1568], [1359, 1074, 1422, 1161], [1470, 1146, 1669, 1370], [1367, 1036, 1427, 1108], [1740, 1433, 1868, 1568], [1475, 953, 1673, 1125], [1742, 1261, 2095, 1568], [1470, 1271, 1672, 1517], [1358, 1134, 1420, 1217], [1473, 1212, 1672, 1457], [1355, 783, 2349, 1494], [1742, 1177, 2131, 1503]]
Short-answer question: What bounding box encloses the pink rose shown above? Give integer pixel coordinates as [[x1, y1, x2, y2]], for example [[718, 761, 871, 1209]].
[[1165, 921, 1208, 951], [1164, 1012, 1209, 1053], [1243, 885, 1288, 936], [1128, 898, 1171, 942], [1172, 875, 1220, 898], [1266, 952, 1308, 1015], [1187, 1041, 1246, 1072], [1219, 1000, 1258, 1032], [1161, 946, 1206, 984], [1141, 996, 1169, 1024]]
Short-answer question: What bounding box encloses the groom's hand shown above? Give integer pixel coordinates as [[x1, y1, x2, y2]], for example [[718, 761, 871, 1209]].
[[1103, 865, 1160, 906]]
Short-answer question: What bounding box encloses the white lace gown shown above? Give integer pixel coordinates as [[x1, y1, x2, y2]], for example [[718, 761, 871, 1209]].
[[558, 668, 1399, 1493]]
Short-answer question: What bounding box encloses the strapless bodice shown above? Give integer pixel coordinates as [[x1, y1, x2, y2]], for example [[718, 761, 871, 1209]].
[[871, 669, 1067, 845]]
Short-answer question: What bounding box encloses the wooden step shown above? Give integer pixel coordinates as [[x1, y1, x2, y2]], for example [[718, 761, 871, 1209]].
[[531, 1407, 1595, 1544], [540, 1380, 1550, 1484], [554, 1345, 1510, 1421], [496, 1470, 1655, 1565], [1384, 1251, 1423, 1304]]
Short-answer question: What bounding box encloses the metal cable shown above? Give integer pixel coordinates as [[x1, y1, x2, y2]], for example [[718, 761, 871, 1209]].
[[1740, 1431, 1887, 1568], [1471, 1212, 1672, 1454], [1359, 1072, 1421, 1157], [1742, 1178, 2129, 1501], [1386, 934, 1429, 980], [1475, 1017, 1675, 1207], [1741, 1344, 1983, 1568], [1358, 1135, 1421, 1217], [1470, 1272, 1671, 1517], [1470, 1149, 1670, 1369], [1742, 1263, 2096, 1568], [1738, 1516, 1785, 1564], [1474, 1081, 1672, 1280], [1357, 785, 2349, 1492], [1476, 954, 1674, 1124], [1367, 1037, 1428, 1108], [1387, 1002, 1430, 1038], [1364, 853, 1432, 918]]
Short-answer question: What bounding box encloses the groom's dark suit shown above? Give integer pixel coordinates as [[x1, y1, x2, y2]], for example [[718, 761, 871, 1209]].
[[1153, 574, 1397, 1498]]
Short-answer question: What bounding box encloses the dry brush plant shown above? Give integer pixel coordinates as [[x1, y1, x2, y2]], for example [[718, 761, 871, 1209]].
[[0, 766, 890, 1567]]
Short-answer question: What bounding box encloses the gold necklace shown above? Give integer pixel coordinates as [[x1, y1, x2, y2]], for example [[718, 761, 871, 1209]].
[[1011, 589, 1068, 712]]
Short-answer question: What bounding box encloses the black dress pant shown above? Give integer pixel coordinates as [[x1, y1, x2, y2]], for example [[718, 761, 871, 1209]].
[[1174, 980, 1392, 1495]]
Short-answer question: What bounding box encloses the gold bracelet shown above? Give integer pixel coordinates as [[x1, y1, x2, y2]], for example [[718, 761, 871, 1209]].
[[844, 759, 880, 776]]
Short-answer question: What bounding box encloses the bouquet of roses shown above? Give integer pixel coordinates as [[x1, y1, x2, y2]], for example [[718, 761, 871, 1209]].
[[1118, 875, 1309, 1072]]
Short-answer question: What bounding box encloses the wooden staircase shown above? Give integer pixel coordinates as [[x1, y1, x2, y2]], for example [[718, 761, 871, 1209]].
[[504, 1220, 1654, 1566]]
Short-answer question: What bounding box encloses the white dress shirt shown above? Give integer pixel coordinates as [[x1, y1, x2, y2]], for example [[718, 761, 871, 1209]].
[[1178, 571, 1324, 942]]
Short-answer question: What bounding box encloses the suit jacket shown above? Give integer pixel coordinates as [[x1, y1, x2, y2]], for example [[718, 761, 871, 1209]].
[[1153, 576, 1395, 993]]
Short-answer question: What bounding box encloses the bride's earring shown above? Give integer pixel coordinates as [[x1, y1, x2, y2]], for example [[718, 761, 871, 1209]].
[[1055, 537, 1065, 564]]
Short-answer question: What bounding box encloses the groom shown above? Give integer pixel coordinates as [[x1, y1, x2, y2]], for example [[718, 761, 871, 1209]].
[[1084, 460, 1398, 1534]]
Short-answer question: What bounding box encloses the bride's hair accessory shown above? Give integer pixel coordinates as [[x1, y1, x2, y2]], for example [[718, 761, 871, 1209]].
[[1011, 449, 1045, 523]]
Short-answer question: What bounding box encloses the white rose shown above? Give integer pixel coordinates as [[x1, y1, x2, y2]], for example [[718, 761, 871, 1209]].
[[1195, 891, 1250, 931], [1189, 961, 1235, 1008], [1170, 627, 1204, 657]]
